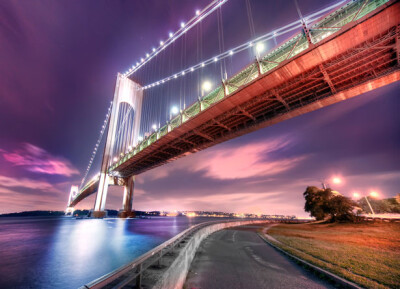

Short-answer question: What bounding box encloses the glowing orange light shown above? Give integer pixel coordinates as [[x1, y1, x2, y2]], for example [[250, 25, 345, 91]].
[[332, 177, 342, 184], [370, 191, 379, 198]]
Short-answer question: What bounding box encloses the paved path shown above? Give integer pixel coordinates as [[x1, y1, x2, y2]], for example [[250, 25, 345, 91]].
[[184, 225, 334, 289]]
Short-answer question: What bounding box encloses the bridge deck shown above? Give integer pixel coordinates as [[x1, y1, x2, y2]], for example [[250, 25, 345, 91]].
[[109, 0, 399, 178]]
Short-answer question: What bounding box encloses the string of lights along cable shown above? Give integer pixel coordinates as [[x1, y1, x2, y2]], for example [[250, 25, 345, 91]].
[[122, 0, 228, 77], [80, 102, 112, 188], [139, 0, 346, 90]]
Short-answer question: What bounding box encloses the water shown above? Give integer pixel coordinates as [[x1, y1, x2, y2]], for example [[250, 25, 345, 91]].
[[0, 216, 218, 289]]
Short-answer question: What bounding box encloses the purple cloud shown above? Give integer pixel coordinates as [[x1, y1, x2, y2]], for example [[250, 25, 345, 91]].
[[1, 143, 79, 177]]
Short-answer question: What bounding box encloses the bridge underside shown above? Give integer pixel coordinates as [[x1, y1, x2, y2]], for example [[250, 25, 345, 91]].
[[112, 1, 400, 178], [69, 180, 99, 207]]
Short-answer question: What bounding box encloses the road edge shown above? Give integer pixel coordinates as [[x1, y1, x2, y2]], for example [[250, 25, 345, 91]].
[[257, 232, 364, 289]]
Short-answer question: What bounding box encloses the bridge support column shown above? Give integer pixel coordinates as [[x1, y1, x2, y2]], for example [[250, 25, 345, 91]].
[[118, 176, 135, 218], [93, 173, 109, 218], [92, 74, 142, 218]]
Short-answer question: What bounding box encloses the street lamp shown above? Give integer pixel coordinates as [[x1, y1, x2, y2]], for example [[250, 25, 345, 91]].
[[256, 42, 265, 53], [354, 191, 378, 215], [370, 191, 379, 198], [365, 193, 376, 216], [171, 106, 179, 115], [255, 42, 264, 59], [201, 81, 212, 97], [332, 177, 342, 185]]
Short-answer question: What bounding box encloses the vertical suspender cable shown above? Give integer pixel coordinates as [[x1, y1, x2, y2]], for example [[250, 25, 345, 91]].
[[217, 6, 227, 80], [245, 0, 256, 61]]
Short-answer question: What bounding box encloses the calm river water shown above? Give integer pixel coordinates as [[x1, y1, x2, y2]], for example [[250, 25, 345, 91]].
[[0, 216, 219, 289]]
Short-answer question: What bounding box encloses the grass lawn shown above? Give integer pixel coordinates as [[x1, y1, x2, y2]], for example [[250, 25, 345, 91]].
[[266, 222, 400, 289]]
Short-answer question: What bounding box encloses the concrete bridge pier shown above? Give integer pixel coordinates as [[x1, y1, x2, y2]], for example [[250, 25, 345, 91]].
[[92, 173, 109, 218], [118, 176, 135, 218]]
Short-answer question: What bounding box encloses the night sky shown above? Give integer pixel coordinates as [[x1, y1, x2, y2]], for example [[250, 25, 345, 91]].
[[1, 0, 399, 216]]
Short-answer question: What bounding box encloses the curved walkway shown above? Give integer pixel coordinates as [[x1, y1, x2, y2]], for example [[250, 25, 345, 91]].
[[184, 225, 334, 289]]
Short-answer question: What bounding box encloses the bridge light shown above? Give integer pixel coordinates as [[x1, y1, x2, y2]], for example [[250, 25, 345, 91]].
[[113, 157, 118, 162], [201, 62, 205, 67], [152, 124, 157, 130], [180, 22, 185, 28], [353, 192, 360, 199], [181, 71, 185, 76], [128, 146, 132, 151], [171, 106, 179, 115], [196, 10, 200, 16], [370, 191, 379, 198], [169, 32, 173, 38], [141, 58, 144, 62], [160, 40, 164, 46], [249, 42, 253, 47], [146, 53, 149, 58], [214, 57, 218, 62], [190, 67, 194, 72], [174, 74, 177, 79], [256, 42, 265, 53], [202, 81, 212, 92], [229, 50, 234, 56], [138, 136, 143, 142]]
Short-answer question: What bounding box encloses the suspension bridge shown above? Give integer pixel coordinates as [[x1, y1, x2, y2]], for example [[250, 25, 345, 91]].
[[66, 0, 400, 218]]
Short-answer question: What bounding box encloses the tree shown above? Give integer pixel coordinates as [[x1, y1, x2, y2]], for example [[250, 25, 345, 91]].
[[328, 194, 357, 222], [357, 197, 400, 214], [303, 186, 357, 222], [303, 186, 330, 220]]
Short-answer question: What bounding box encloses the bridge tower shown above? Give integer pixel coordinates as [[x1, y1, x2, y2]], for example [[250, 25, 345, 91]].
[[93, 74, 143, 218], [65, 185, 78, 215]]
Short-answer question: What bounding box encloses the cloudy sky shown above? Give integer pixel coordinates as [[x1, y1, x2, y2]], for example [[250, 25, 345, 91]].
[[1, 0, 399, 216]]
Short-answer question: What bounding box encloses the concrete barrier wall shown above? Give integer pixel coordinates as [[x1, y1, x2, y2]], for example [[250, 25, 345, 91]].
[[152, 220, 265, 289]]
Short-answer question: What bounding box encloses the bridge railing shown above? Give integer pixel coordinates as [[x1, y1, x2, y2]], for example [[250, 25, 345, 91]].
[[79, 219, 265, 289]]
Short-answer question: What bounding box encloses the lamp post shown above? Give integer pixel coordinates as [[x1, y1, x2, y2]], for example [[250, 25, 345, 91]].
[[255, 42, 265, 60], [364, 195, 375, 216], [170, 106, 179, 119], [353, 192, 377, 215], [320, 176, 341, 189], [201, 81, 212, 97]]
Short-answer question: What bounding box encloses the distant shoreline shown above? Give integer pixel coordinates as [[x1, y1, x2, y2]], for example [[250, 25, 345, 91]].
[[0, 210, 66, 217], [0, 209, 153, 218]]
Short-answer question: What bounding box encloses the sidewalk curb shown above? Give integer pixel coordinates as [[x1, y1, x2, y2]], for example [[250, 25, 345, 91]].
[[257, 233, 364, 289]]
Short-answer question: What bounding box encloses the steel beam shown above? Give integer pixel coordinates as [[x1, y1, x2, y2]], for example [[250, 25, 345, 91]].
[[396, 25, 400, 65], [212, 119, 231, 131], [193, 130, 214, 142], [319, 64, 336, 94], [238, 106, 256, 121], [272, 89, 290, 110]]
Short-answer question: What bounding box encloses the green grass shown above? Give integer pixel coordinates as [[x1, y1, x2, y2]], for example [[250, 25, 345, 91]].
[[266, 222, 400, 289]]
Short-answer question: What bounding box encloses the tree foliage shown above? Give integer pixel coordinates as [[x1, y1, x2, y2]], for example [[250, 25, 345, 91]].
[[303, 186, 357, 222], [357, 197, 400, 214]]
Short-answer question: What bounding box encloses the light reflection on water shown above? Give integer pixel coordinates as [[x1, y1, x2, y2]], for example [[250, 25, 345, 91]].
[[0, 216, 214, 289]]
